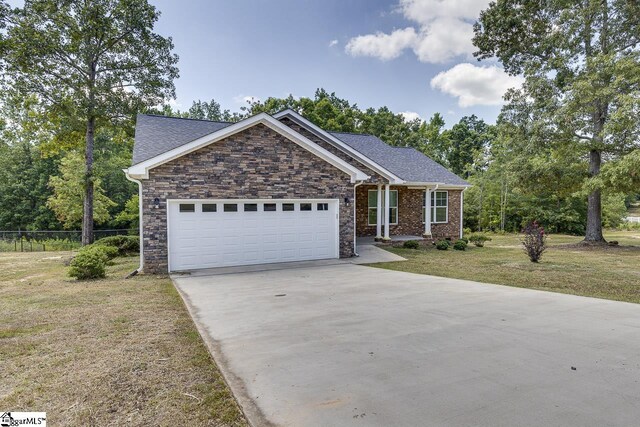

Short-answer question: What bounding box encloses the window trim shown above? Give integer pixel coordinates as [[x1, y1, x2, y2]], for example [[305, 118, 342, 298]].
[[422, 190, 449, 224], [368, 189, 398, 226]]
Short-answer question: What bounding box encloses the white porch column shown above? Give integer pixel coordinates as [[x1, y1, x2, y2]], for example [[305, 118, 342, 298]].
[[375, 184, 383, 240], [383, 184, 391, 240], [424, 188, 432, 237]]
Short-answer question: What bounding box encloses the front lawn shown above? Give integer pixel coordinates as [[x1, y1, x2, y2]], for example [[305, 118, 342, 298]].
[[375, 230, 640, 304], [0, 252, 247, 426]]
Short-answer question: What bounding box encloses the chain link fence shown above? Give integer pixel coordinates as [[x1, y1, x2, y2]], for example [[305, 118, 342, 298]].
[[0, 229, 138, 252]]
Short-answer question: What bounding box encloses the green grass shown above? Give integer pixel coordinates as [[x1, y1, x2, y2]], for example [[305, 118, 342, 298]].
[[0, 252, 247, 426], [374, 230, 640, 304]]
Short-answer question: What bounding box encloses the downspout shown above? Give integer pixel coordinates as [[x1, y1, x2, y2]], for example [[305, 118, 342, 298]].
[[352, 180, 364, 257], [460, 187, 467, 239], [124, 169, 144, 274]]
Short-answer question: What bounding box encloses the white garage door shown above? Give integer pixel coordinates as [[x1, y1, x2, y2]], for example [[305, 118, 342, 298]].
[[167, 199, 339, 271]]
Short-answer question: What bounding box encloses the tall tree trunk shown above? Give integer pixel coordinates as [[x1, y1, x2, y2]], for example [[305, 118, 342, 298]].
[[82, 116, 95, 246], [584, 149, 605, 243]]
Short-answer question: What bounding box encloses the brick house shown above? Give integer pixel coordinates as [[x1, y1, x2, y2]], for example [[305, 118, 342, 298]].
[[125, 110, 469, 273]]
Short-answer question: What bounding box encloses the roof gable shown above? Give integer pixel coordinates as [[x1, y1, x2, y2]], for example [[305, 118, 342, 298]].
[[126, 113, 369, 182]]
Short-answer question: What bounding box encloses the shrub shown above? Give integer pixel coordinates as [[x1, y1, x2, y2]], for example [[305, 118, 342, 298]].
[[81, 244, 119, 260], [94, 235, 139, 256], [435, 240, 450, 250], [69, 248, 107, 280], [522, 221, 547, 263], [403, 240, 420, 249], [468, 233, 492, 247], [459, 236, 469, 244], [453, 239, 467, 251]]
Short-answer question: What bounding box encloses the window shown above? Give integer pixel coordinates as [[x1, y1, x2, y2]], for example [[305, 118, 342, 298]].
[[317, 203, 328, 211], [202, 204, 217, 212], [264, 203, 277, 212], [282, 203, 295, 211], [389, 190, 398, 224], [300, 203, 312, 211], [368, 189, 398, 225], [223, 203, 238, 212], [244, 203, 258, 212], [423, 191, 448, 223], [368, 190, 378, 225], [179, 203, 195, 213]]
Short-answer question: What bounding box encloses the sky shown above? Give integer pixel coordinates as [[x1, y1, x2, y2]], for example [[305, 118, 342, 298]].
[[147, 0, 525, 126], [8, 0, 523, 126]]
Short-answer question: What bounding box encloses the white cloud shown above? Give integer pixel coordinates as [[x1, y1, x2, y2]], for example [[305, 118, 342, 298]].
[[399, 111, 422, 122], [430, 63, 524, 107], [345, 0, 490, 63], [329, 39, 338, 47], [233, 95, 261, 105], [412, 18, 476, 63], [399, 0, 489, 23], [345, 28, 417, 61]]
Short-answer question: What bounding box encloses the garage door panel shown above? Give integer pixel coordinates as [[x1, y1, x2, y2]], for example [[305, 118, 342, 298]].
[[168, 199, 338, 271]]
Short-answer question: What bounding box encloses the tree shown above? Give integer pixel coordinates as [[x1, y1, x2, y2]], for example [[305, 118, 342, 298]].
[[48, 152, 115, 229], [474, 0, 640, 243], [442, 115, 494, 177], [3, 0, 178, 244]]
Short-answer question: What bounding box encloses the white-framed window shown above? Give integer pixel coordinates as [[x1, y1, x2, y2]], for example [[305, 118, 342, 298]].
[[423, 191, 448, 223], [368, 189, 398, 226]]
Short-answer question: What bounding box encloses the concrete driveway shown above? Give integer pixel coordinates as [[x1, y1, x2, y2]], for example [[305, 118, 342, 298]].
[[173, 263, 640, 427]]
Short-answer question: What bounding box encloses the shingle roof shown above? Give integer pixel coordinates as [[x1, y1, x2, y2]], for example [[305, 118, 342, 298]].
[[330, 132, 469, 186], [132, 114, 469, 186], [132, 114, 232, 164]]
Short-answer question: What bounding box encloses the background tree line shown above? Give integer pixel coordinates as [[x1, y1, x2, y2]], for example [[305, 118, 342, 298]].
[[0, 88, 637, 234], [1, 0, 638, 242]]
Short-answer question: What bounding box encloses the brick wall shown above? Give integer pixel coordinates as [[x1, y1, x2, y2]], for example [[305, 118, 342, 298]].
[[279, 118, 386, 184], [140, 124, 356, 273], [355, 185, 462, 240]]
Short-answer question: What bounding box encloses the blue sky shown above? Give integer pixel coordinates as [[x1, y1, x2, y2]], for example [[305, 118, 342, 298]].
[[5, 0, 522, 126], [149, 0, 524, 126]]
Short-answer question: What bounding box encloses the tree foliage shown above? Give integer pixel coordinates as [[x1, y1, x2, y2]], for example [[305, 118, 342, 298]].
[[48, 152, 115, 229], [2, 0, 178, 243], [473, 0, 640, 242]]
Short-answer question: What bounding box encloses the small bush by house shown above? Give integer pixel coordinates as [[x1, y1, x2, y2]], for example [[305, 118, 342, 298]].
[[69, 248, 108, 280], [468, 233, 492, 247], [403, 240, 420, 249], [435, 240, 450, 250], [453, 239, 467, 251]]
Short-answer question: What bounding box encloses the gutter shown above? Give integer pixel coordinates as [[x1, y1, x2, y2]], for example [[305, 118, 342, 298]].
[[124, 169, 144, 274], [352, 180, 364, 257], [460, 187, 468, 239]]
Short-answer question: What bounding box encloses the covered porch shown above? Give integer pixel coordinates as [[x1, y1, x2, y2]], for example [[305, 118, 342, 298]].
[[355, 183, 463, 242], [356, 183, 441, 241]]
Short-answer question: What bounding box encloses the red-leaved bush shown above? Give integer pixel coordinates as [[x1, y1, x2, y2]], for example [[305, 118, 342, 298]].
[[522, 221, 547, 263]]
